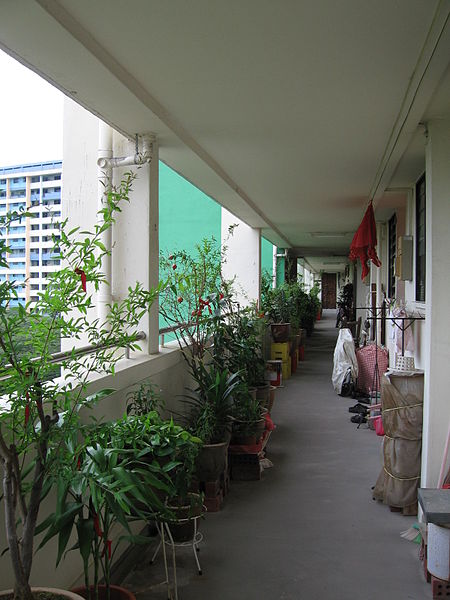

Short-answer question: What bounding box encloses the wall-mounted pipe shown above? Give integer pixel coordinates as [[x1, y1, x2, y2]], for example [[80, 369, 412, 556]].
[[96, 136, 153, 170], [96, 131, 154, 324], [97, 122, 113, 325]]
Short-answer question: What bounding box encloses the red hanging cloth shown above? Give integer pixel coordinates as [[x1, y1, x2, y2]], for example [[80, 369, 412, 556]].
[[349, 201, 381, 279]]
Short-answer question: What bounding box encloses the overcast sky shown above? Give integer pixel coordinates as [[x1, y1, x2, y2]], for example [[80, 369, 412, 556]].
[[0, 49, 63, 167]]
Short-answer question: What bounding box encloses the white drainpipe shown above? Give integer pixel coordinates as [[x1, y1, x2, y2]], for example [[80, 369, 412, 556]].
[[272, 245, 277, 288], [97, 122, 113, 324], [96, 126, 153, 323]]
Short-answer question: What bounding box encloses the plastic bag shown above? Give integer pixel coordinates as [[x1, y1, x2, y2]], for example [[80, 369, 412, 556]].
[[332, 328, 358, 395]]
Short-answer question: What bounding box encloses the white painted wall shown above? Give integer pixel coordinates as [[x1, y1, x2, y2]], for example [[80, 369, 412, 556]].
[[221, 207, 261, 306], [354, 118, 450, 488], [421, 117, 450, 487], [61, 99, 103, 348]]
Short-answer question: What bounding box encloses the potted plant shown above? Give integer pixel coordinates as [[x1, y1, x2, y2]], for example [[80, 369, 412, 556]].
[[231, 387, 266, 446], [300, 283, 321, 336], [260, 279, 291, 343], [222, 304, 270, 406], [124, 404, 204, 543], [0, 174, 160, 600], [38, 414, 180, 600], [159, 237, 241, 482], [184, 362, 242, 482]]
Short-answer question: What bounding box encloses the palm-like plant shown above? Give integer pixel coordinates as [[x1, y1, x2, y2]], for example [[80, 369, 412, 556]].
[[185, 363, 243, 444]]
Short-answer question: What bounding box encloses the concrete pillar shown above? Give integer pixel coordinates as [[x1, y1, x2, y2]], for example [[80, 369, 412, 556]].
[[421, 117, 450, 486], [111, 136, 157, 353], [221, 208, 261, 306]]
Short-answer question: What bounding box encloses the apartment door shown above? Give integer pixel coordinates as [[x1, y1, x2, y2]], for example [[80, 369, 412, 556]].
[[321, 273, 337, 309]]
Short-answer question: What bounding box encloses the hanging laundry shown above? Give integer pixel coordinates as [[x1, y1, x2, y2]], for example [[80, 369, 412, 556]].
[[390, 306, 414, 354], [349, 201, 381, 279]]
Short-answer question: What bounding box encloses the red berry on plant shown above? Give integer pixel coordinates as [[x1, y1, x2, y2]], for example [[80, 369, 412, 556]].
[[177, 297, 183, 303], [172, 264, 177, 270], [169, 254, 174, 260]]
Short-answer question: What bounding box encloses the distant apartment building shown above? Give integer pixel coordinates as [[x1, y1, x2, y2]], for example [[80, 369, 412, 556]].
[[0, 160, 62, 306]]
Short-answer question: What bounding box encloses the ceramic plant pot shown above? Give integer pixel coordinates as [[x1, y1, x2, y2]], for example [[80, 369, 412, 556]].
[[268, 385, 276, 412], [255, 383, 270, 409], [195, 440, 229, 482], [166, 493, 203, 542]]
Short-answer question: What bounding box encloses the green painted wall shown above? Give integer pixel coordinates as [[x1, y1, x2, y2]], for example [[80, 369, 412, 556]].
[[159, 162, 221, 255], [261, 236, 273, 278], [159, 162, 276, 334], [159, 162, 221, 335]]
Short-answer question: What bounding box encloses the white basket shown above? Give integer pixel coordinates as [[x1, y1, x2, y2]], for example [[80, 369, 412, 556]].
[[395, 355, 415, 371]]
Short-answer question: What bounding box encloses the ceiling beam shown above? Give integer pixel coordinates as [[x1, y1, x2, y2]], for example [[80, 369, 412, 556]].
[[370, 3, 450, 208]]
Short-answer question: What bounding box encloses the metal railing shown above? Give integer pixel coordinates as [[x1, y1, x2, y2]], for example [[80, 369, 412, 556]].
[[1, 331, 147, 378]]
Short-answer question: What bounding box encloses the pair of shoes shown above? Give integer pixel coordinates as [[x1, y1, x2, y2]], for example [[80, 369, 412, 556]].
[[351, 414, 367, 424], [349, 403, 368, 414]]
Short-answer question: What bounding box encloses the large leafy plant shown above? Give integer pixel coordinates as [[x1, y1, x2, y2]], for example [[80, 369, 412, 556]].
[[0, 173, 159, 600], [159, 236, 241, 443], [38, 413, 201, 600]]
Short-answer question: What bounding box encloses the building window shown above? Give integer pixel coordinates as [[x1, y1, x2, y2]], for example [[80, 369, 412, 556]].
[[415, 174, 426, 302]]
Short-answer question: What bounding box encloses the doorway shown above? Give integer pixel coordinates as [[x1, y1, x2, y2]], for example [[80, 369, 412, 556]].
[[321, 272, 337, 309]]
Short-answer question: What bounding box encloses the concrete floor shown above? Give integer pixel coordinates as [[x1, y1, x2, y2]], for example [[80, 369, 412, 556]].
[[124, 310, 431, 599]]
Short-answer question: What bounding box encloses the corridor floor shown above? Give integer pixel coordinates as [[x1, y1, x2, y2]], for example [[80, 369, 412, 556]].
[[125, 310, 431, 600]]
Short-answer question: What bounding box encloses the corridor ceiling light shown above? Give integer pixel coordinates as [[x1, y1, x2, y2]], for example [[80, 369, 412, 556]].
[[310, 232, 350, 238]]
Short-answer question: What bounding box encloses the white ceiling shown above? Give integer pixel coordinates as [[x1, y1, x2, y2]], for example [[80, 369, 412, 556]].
[[1, 0, 449, 272]]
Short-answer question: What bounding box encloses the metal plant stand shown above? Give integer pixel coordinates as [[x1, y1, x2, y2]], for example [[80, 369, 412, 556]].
[[151, 514, 204, 600]]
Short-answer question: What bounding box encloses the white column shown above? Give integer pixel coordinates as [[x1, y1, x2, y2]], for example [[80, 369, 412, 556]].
[[221, 208, 261, 306], [148, 136, 159, 354], [421, 117, 450, 486]]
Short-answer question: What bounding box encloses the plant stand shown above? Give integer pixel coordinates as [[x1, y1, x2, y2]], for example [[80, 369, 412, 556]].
[[229, 428, 273, 480], [151, 514, 204, 600]]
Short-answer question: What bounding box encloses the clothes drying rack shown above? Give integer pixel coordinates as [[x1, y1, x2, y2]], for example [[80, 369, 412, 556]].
[[354, 306, 424, 428]]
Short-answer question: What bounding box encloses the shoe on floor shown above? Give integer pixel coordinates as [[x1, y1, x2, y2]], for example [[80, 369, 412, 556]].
[[349, 404, 368, 414], [351, 414, 367, 424]]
